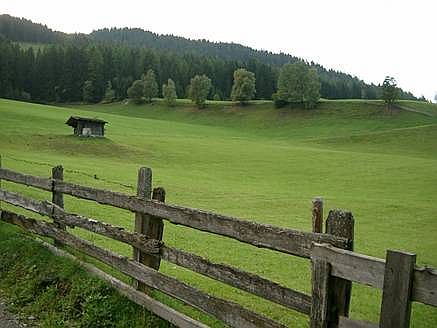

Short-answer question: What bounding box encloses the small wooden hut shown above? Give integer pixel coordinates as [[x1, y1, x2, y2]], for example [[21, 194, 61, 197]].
[[66, 116, 107, 137]]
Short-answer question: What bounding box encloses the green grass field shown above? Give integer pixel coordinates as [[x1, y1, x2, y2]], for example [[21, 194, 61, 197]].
[[0, 98, 436, 327]]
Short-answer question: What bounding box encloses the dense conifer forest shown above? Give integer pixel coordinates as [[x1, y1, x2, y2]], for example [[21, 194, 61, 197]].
[[0, 14, 417, 103]]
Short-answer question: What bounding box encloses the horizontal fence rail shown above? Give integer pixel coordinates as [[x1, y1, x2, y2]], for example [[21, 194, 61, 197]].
[[0, 210, 286, 328], [311, 243, 437, 307], [1, 165, 436, 328], [0, 188, 311, 315], [0, 168, 350, 258]]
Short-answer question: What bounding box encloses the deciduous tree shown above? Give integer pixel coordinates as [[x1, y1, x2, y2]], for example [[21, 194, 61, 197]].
[[231, 68, 256, 104], [188, 74, 211, 108], [382, 76, 399, 113], [276, 61, 320, 108], [142, 69, 158, 103], [162, 78, 177, 106], [127, 80, 144, 104]]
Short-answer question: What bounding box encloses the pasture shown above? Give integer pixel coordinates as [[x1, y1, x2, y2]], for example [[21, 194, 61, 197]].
[[0, 98, 436, 327]]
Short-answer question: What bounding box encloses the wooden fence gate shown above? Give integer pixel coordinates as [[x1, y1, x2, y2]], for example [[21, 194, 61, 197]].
[[0, 164, 436, 328]]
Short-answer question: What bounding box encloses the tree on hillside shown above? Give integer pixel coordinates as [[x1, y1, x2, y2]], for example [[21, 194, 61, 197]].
[[382, 76, 399, 114], [188, 74, 211, 108], [86, 46, 105, 102], [127, 80, 144, 104], [231, 68, 256, 105], [142, 69, 158, 103], [103, 81, 115, 103], [306, 68, 321, 108], [162, 78, 177, 106], [82, 80, 94, 103], [275, 62, 320, 108]]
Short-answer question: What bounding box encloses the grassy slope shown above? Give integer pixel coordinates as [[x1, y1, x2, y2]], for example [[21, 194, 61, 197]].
[[0, 98, 436, 327], [397, 100, 437, 116], [0, 223, 172, 328]]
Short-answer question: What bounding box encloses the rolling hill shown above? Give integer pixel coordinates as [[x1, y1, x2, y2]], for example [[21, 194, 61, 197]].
[[0, 98, 436, 327]]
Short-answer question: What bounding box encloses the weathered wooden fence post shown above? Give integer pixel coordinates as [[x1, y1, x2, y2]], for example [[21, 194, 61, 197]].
[[312, 197, 323, 233], [325, 209, 354, 327], [310, 258, 330, 328], [133, 167, 165, 292], [380, 250, 416, 328], [51, 165, 65, 246]]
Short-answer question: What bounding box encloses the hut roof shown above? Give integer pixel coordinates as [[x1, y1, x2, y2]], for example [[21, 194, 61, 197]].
[[65, 116, 108, 127]]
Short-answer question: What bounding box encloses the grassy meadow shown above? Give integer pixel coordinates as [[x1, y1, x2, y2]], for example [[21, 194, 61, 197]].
[[0, 98, 436, 327]]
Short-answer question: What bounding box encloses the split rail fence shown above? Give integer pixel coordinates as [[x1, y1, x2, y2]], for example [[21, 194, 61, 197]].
[[0, 165, 436, 328]]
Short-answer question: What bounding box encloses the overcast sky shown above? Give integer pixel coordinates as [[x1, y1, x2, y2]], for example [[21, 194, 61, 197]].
[[1, 0, 436, 101]]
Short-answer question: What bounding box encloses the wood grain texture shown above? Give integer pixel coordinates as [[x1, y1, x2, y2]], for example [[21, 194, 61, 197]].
[[380, 250, 416, 328], [0, 168, 52, 191], [133, 167, 155, 291], [312, 244, 385, 289], [310, 259, 330, 328], [325, 210, 354, 327], [0, 188, 162, 254], [37, 239, 209, 328], [161, 246, 311, 314], [412, 266, 437, 306], [0, 167, 349, 257], [0, 188, 310, 314], [53, 179, 349, 257], [312, 197, 323, 233], [51, 165, 65, 247], [0, 210, 285, 328]]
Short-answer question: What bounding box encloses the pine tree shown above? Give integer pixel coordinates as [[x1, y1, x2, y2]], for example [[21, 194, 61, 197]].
[[103, 80, 115, 103], [82, 80, 94, 103]]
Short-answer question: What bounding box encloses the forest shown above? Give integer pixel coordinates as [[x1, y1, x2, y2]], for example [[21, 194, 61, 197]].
[[0, 14, 417, 103]]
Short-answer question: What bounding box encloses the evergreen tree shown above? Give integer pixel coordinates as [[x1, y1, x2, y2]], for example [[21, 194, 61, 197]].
[[103, 80, 115, 103], [127, 80, 144, 104], [231, 68, 256, 105], [162, 78, 177, 106], [82, 80, 94, 103], [188, 74, 211, 108], [142, 69, 158, 102], [86, 46, 105, 102]]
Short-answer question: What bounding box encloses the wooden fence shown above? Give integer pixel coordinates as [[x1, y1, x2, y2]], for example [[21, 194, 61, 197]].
[[0, 165, 436, 328]]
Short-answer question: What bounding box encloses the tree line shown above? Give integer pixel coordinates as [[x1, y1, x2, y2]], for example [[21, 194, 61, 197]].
[[0, 14, 418, 104]]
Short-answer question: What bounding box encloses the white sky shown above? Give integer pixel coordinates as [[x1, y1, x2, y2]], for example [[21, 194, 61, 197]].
[[1, 0, 436, 101]]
